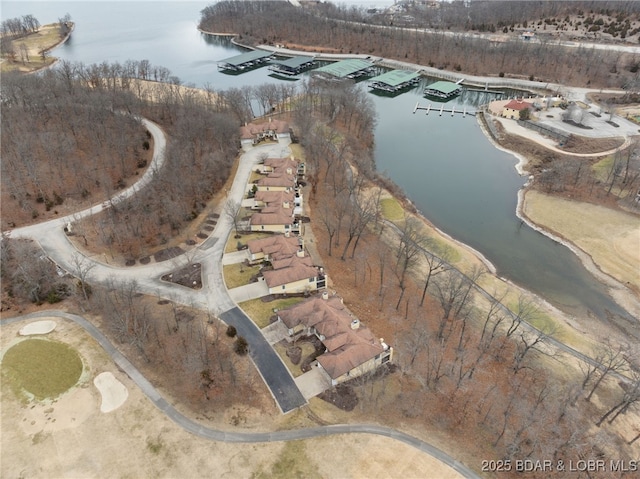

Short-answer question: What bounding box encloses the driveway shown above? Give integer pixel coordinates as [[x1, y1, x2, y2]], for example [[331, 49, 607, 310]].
[[220, 307, 306, 413], [228, 281, 270, 303], [295, 365, 333, 400]]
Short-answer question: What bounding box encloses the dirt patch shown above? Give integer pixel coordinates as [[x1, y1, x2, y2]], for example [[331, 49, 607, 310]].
[[560, 135, 625, 154], [318, 384, 358, 412], [161, 263, 202, 289]]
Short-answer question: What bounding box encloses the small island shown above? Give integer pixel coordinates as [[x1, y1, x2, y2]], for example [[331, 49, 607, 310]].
[[0, 14, 73, 74]]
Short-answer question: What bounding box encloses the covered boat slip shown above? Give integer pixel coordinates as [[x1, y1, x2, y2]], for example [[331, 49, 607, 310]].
[[217, 50, 273, 72], [368, 69, 421, 93], [312, 59, 375, 80], [268, 55, 316, 77], [423, 80, 462, 99]]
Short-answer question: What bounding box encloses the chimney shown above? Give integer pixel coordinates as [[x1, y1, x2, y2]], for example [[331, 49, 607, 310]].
[[322, 291, 329, 300], [283, 201, 290, 209], [285, 231, 290, 237], [296, 249, 305, 258], [351, 319, 360, 330]]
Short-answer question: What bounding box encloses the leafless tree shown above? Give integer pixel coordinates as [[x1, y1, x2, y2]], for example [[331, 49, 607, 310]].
[[596, 369, 640, 426], [581, 343, 629, 402], [70, 252, 96, 302]]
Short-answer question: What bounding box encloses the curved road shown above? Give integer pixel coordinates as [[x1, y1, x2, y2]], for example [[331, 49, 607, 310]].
[[1, 311, 481, 479]]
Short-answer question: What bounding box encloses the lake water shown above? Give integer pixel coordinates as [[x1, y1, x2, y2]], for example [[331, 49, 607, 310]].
[[2, 1, 634, 325]]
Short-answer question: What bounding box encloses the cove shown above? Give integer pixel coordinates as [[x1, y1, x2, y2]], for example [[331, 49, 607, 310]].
[[2, 1, 635, 330]]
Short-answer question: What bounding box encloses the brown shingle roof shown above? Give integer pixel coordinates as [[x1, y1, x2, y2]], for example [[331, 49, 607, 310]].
[[249, 209, 294, 226], [257, 172, 296, 188], [254, 190, 295, 204], [247, 235, 301, 260], [278, 296, 384, 379], [263, 255, 319, 288]]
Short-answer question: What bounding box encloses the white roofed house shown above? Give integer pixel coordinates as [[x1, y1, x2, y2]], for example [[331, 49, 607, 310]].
[[277, 294, 393, 385]]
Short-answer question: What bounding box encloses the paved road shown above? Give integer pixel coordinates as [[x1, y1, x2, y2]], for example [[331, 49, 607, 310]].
[[0, 311, 481, 479]]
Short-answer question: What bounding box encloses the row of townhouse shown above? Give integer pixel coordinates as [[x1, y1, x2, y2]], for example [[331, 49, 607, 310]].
[[238, 140, 393, 386], [248, 156, 305, 235]]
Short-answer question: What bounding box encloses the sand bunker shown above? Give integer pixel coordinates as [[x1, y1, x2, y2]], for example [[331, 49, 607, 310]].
[[19, 320, 57, 336], [94, 372, 128, 413]]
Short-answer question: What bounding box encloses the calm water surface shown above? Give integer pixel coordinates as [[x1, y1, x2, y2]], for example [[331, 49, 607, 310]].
[[2, 2, 635, 325]]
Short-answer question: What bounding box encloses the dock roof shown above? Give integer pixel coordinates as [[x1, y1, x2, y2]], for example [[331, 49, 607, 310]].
[[314, 59, 373, 78], [270, 55, 315, 69], [369, 69, 420, 87], [424, 80, 461, 95], [218, 50, 272, 67]]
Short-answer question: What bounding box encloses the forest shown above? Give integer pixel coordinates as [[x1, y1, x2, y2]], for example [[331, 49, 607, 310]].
[[199, 0, 640, 89]]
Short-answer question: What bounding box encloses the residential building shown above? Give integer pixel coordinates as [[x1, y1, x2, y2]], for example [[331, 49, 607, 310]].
[[502, 99, 533, 119], [277, 293, 393, 385]]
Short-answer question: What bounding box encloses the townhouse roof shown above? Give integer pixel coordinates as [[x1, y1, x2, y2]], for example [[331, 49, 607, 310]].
[[257, 172, 296, 188], [247, 234, 302, 260], [263, 157, 300, 172], [249, 208, 294, 226], [278, 296, 384, 380], [263, 255, 319, 288], [504, 99, 533, 111], [254, 190, 296, 204]]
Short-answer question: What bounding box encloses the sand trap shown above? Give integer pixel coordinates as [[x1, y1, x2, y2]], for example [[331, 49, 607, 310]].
[[94, 372, 128, 413], [18, 320, 57, 336]]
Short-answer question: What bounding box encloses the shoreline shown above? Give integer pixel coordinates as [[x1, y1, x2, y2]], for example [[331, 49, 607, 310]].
[[199, 30, 639, 320], [479, 115, 640, 320]]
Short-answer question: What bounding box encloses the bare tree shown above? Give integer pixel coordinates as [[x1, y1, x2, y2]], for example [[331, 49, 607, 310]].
[[419, 244, 450, 306], [394, 215, 425, 310], [70, 252, 96, 302], [581, 343, 628, 402], [224, 198, 242, 238], [596, 369, 640, 426]]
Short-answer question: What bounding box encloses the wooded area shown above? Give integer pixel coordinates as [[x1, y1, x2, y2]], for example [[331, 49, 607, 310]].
[[291, 78, 640, 473], [199, 1, 640, 89]]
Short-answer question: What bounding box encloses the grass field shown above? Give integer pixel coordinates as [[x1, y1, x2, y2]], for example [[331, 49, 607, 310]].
[[223, 263, 261, 289], [1, 339, 83, 400], [239, 297, 306, 328]]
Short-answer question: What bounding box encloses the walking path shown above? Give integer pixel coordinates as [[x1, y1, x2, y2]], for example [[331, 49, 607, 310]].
[[1, 311, 481, 479]]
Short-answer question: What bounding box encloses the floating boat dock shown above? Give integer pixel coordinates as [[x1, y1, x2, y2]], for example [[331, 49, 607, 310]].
[[423, 80, 462, 99], [368, 69, 421, 93], [413, 102, 476, 117], [268, 55, 316, 77], [217, 50, 273, 72], [313, 59, 375, 80]]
